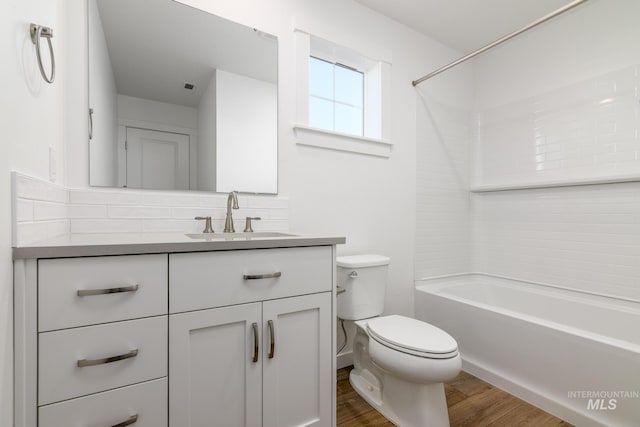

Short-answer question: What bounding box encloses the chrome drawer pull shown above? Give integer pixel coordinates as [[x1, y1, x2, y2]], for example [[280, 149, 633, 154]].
[[77, 284, 139, 297], [267, 320, 275, 359], [251, 322, 259, 363], [111, 414, 139, 427], [243, 272, 282, 280], [77, 349, 139, 368]]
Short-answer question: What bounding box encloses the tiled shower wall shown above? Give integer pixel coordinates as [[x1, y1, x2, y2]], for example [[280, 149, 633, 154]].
[[415, 80, 473, 279], [470, 63, 640, 301], [13, 173, 289, 246], [471, 184, 640, 301], [465, 0, 640, 302], [474, 65, 640, 187]]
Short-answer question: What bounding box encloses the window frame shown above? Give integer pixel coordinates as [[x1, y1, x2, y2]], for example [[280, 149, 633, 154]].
[[294, 29, 393, 158]]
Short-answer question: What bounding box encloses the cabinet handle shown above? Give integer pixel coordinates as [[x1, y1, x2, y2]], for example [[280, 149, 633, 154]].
[[89, 108, 94, 141], [251, 322, 259, 363], [243, 272, 281, 280], [267, 320, 275, 359], [77, 349, 138, 368], [110, 414, 138, 427], [77, 284, 139, 297]]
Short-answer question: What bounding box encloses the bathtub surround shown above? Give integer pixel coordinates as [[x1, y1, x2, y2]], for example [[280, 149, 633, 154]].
[[468, 0, 640, 303], [415, 79, 473, 279], [412, 1, 640, 425], [472, 183, 640, 302], [13, 173, 289, 246], [414, 0, 640, 299]]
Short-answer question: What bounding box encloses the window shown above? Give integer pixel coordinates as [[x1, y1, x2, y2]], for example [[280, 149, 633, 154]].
[[294, 30, 392, 157], [309, 57, 364, 137]]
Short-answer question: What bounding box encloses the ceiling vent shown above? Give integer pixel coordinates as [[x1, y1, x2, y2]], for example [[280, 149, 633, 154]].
[[184, 82, 195, 90]]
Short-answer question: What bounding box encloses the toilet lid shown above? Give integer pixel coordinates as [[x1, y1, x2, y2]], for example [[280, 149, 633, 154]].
[[367, 315, 458, 358]]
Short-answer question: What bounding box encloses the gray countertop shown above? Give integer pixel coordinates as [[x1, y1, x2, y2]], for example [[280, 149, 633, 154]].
[[13, 232, 346, 259]]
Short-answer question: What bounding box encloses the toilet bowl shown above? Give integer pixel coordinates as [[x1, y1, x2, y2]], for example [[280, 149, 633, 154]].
[[337, 255, 461, 427]]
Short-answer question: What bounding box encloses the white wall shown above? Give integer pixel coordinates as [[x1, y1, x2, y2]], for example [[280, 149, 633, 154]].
[[117, 94, 198, 131], [471, 0, 640, 300], [197, 72, 217, 191], [216, 70, 277, 194], [0, 0, 66, 424], [87, 0, 117, 187]]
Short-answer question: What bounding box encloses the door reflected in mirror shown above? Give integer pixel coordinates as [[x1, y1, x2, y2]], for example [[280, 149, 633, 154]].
[[88, 0, 278, 194]]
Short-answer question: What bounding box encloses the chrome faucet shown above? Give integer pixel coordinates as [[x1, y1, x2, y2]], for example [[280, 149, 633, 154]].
[[224, 191, 239, 232], [194, 216, 214, 233], [243, 216, 261, 232]]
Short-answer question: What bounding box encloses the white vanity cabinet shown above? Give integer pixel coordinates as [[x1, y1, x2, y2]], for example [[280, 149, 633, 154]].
[[14, 254, 169, 427], [169, 246, 333, 427], [14, 238, 341, 427]]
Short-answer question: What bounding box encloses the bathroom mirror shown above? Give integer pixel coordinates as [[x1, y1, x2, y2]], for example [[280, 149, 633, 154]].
[[88, 0, 278, 194]]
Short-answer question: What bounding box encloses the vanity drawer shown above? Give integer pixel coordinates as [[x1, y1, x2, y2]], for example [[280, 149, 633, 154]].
[[38, 254, 168, 332], [39, 377, 167, 427], [170, 246, 332, 313], [39, 316, 167, 405]]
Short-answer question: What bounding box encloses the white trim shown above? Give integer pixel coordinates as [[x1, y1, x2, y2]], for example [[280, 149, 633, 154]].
[[294, 29, 392, 154], [470, 173, 640, 192], [14, 259, 39, 427], [293, 27, 392, 65], [415, 271, 640, 305], [295, 31, 311, 126], [294, 124, 392, 158], [337, 351, 353, 369]]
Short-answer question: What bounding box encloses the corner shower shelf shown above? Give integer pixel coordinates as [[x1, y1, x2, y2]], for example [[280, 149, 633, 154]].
[[470, 173, 640, 192]]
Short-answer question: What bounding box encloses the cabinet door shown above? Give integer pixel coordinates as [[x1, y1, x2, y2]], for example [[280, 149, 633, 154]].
[[170, 303, 262, 427], [263, 293, 332, 427]]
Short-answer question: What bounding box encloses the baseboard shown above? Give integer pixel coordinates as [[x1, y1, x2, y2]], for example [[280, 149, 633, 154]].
[[337, 351, 353, 369]]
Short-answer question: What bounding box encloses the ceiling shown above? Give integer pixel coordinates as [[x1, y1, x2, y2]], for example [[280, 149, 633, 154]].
[[354, 0, 574, 52], [95, 0, 277, 108]]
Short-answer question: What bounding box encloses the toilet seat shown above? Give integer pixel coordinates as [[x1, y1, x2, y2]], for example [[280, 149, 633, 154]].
[[367, 315, 458, 359]]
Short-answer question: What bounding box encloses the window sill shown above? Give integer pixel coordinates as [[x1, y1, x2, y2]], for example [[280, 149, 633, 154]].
[[293, 124, 392, 158]]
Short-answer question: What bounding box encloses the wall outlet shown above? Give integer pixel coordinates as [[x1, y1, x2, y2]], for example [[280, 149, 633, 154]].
[[49, 146, 56, 182]]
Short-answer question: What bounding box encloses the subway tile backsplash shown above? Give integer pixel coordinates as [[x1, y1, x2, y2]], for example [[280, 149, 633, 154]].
[[12, 173, 289, 246]]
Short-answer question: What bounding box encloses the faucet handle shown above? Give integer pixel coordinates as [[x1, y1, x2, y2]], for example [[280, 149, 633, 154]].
[[195, 216, 214, 233], [243, 217, 261, 233]]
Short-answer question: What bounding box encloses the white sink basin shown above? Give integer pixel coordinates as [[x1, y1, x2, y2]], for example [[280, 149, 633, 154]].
[[185, 232, 297, 240]]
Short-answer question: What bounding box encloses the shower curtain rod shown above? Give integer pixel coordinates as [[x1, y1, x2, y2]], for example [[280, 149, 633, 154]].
[[412, 0, 590, 86]]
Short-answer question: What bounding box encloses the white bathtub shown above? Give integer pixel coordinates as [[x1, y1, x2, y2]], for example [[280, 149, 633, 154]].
[[415, 274, 640, 427]]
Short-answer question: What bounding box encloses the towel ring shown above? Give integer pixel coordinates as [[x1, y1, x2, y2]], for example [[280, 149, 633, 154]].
[[30, 23, 55, 84]]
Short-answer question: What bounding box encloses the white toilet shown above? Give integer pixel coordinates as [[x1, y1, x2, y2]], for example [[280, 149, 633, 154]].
[[337, 254, 461, 427]]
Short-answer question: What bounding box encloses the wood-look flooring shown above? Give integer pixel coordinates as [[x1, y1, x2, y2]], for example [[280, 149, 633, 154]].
[[337, 367, 573, 427]]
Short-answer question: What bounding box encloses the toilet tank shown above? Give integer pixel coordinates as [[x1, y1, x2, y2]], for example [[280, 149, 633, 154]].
[[336, 254, 390, 320]]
